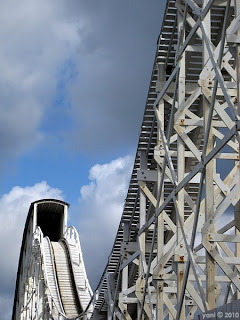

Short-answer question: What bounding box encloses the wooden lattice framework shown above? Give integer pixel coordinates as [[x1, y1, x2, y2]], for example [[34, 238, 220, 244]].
[[88, 0, 240, 319]]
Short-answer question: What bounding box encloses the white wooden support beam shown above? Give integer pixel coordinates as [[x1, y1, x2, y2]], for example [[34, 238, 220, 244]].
[[21, 1, 239, 319], [121, 225, 129, 318], [176, 6, 186, 319], [138, 150, 147, 319], [156, 61, 166, 320], [234, 201, 240, 299]]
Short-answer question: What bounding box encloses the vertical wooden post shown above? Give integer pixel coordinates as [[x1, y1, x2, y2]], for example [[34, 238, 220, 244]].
[[156, 62, 165, 320], [236, 0, 240, 115], [233, 0, 240, 302], [203, 0, 216, 309], [138, 151, 147, 319], [177, 8, 186, 320], [33, 203, 37, 233], [121, 222, 129, 317], [235, 201, 240, 299]]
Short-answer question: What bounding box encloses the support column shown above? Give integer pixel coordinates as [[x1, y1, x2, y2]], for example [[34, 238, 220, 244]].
[[203, 0, 216, 309], [234, 1, 240, 301], [235, 202, 240, 299], [121, 222, 129, 318], [156, 62, 165, 320], [177, 9, 185, 320], [33, 203, 37, 233], [107, 273, 115, 320], [236, 0, 240, 114], [138, 151, 147, 319]]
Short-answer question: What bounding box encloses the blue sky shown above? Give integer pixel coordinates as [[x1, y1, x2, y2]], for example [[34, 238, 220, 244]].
[[0, 1, 165, 318]]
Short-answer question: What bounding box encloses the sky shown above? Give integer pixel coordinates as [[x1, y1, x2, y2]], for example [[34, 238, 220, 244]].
[[0, 1, 165, 318]]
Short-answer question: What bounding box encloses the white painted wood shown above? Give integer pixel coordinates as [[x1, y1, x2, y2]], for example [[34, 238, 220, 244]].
[[12, 1, 240, 319]]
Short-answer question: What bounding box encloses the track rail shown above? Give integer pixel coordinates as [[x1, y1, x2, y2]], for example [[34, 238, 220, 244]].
[[64, 227, 93, 316], [52, 240, 82, 318], [42, 237, 65, 316], [12, 199, 92, 320], [12, 0, 240, 318]]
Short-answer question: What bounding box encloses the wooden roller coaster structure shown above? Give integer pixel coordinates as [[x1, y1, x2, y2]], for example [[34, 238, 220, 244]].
[[12, 0, 240, 319]]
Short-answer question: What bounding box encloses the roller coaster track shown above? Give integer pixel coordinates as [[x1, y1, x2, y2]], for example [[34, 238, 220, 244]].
[[12, 0, 240, 319], [85, 0, 240, 319], [12, 199, 93, 320], [42, 237, 65, 316]]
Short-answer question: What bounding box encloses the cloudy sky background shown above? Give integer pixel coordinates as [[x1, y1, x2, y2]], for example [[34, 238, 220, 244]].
[[0, 1, 165, 318]]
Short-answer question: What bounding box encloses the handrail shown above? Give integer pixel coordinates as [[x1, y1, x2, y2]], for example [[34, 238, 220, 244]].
[[64, 226, 93, 318], [64, 226, 93, 297], [34, 228, 67, 319], [34, 226, 92, 320], [61, 239, 83, 311]]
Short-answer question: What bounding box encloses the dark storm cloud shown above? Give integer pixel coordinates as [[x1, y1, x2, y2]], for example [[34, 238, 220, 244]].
[[0, 0, 165, 160], [0, 1, 166, 314], [0, 0, 83, 165], [64, 1, 165, 155]]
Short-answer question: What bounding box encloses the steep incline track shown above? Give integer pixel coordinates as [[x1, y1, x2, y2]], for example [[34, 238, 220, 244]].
[[52, 241, 82, 318], [12, 199, 92, 320], [12, 0, 240, 318], [42, 237, 65, 315], [85, 0, 240, 318]]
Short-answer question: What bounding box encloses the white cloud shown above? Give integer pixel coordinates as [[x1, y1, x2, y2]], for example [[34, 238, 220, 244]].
[[0, 0, 84, 158], [0, 181, 63, 315], [0, 156, 134, 312], [76, 155, 134, 288], [0, 0, 163, 162]]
